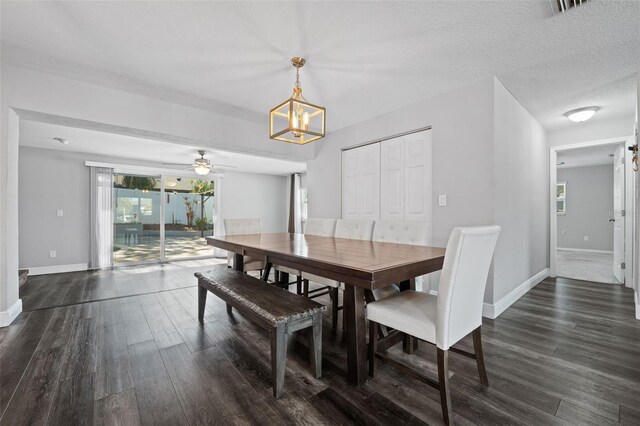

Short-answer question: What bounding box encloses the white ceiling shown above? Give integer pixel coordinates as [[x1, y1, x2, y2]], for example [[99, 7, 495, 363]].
[[19, 120, 306, 176], [2, 1, 638, 134], [557, 143, 623, 169]]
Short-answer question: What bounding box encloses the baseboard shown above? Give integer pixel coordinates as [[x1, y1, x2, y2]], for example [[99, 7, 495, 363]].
[[26, 263, 88, 276], [0, 299, 23, 327], [482, 268, 550, 319], [557, 247, 613, 254]]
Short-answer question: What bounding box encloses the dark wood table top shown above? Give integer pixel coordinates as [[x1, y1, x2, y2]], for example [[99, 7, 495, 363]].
[[206, 233, 445, 290]]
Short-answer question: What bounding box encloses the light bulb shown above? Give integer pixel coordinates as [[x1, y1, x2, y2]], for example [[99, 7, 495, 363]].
[[194, 165, 210, 175]]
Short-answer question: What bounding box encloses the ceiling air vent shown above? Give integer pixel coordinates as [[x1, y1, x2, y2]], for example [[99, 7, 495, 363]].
[[552, 0, 589, 14]]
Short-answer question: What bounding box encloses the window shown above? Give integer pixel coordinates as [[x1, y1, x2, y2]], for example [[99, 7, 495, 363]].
[[556, 182, 566, 215]]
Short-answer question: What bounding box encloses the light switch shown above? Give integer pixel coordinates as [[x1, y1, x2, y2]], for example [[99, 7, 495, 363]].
[[49, 250, 56, 258], [56, 209, 63, 217], [438, 194, 447, 206], [584, 236, 589, 241]]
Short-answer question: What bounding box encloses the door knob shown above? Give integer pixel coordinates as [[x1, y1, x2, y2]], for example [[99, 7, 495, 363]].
[[609, 218, 615, 222]]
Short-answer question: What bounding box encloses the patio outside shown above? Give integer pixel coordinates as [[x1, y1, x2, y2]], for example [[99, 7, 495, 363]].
[[113, 174, 217, 264]]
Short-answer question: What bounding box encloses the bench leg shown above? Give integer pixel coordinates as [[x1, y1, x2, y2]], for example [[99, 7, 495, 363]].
[[226, 304, 233, 315], [198, 285, 207, 323], [309, 315, 322, 379], [303, 279, 310, 297], [296, 275, 302, 295], [271, 326, 288, 399]]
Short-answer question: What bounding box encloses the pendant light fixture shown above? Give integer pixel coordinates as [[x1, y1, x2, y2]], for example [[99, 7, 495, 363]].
[[269, 57, 326, 144]]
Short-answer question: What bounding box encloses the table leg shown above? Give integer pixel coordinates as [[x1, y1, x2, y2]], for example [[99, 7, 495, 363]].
[[233, 253, 244, 271], [344, 284, 367, 386], [261, 262, 272, 282]]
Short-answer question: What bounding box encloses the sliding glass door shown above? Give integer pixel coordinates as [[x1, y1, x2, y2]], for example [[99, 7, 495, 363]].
[[113, 173, 162, 265], [163, 176, 216, 260]]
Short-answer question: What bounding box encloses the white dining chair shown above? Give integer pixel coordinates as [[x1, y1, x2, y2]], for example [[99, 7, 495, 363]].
[[371, 220, 431, 300], [367, 225, 501, 425], [302, 219, 374, 329], [223, 218, 265, 274], [274, 218, 337, 293]]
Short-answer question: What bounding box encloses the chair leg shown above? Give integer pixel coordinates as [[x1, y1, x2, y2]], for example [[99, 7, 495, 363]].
[[329, 287, 339, 330], [437, 348, 453, 425], [274, 270, 280, 284], [369, 319, 377, 377], [309, 314, 322, 378], [296, 275, 302, 295], [271, 325, 288, 399], [226, 303, 233, 315], [303, 279, 310, 297], [473, 326, 489, 386]]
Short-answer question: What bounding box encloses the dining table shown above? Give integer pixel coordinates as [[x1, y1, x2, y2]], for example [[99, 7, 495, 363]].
[[206, 232, 446, 386]]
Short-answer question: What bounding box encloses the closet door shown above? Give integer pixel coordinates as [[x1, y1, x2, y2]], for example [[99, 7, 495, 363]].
[[404, 130, 432, 221], [341, 143, 380, 220], [380, 136, 405, 220], [341, 148, 360, 219]]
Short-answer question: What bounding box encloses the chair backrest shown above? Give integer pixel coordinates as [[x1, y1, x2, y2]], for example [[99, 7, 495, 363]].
[[304, 218, 337, 237], [372, 220, 430, 300], [372, 220, 430, 245], [335, 219, 375, 240], [224, 218, 261, 236], [436, 225, 501, 350]]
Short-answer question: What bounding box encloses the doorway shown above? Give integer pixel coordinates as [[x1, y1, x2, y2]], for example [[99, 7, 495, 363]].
[[112, 172, 218, 266], [550, 137, 635, 286]]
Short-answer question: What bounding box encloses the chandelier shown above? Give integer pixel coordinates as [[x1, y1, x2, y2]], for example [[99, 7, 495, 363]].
[[269, 57, 326, 144]]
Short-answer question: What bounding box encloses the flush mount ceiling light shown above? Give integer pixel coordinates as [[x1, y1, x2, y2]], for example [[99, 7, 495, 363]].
[[269, 57, 326, 145], [53, 137, 69, 145], [565, 106, 600, 123]]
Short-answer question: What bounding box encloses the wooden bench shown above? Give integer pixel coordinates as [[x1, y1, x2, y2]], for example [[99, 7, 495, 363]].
[[195, 265, 327, 398]]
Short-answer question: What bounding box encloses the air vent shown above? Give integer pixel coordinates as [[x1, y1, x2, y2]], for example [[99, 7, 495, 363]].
[[552, 0, 589, 14]]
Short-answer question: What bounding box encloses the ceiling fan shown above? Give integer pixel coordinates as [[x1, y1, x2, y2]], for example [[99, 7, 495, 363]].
[[163, 150, 236, 175]]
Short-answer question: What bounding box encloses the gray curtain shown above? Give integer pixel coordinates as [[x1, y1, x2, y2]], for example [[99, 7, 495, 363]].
[[89, 167, 114, 269], [288, 173, 301, 233]]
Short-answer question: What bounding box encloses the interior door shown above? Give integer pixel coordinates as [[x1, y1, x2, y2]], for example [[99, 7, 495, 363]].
[[404, 130, 432, 221], [613, 145, 625, 283], [342, 143, 380, 220], [380, 136, 405, 220]]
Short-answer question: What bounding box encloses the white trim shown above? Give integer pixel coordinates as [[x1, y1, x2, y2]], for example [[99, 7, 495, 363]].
[[0, 299, 23, 327], [85, 161, 223, 178], [550, 136, 635, 286], [482, 269, 550, 319], [557, 248, 614, 254], [635, 291, 640, 320], [26, 263, 88, 276]]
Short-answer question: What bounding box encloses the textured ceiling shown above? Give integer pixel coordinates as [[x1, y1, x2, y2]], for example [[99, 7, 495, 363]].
[[19, 120, 306, 176], [1, 1, 639, 133], [557, 143, 623, 168]]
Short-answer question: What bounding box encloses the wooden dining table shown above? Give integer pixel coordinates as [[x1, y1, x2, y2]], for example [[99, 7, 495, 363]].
[[206, 232, 446, 386]]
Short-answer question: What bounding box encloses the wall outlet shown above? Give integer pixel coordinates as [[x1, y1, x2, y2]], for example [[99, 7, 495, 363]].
[[49, 250, 56, 258], [438, 194, 447, 206], [561, 230, 567, 235], [56, 209, 63, 217], [583, 236, 589, 241]]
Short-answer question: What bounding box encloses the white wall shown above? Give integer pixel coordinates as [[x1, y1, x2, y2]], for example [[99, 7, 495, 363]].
[[220, 170, 288, 234], [548, 115, 635, 147], [492, 79, 549, 304], [308, 77, 496, 250], [557, 165, 614, 252], [306, 77, 550, 310], [18, 146, 289, 270]]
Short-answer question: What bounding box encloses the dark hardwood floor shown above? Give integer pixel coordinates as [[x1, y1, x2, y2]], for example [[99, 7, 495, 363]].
[[1, 270, 639, 425]]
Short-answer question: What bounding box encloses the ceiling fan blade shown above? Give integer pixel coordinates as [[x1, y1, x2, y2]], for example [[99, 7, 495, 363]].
[[213, 164, 237, 169], [162, 162, 193, 166]]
